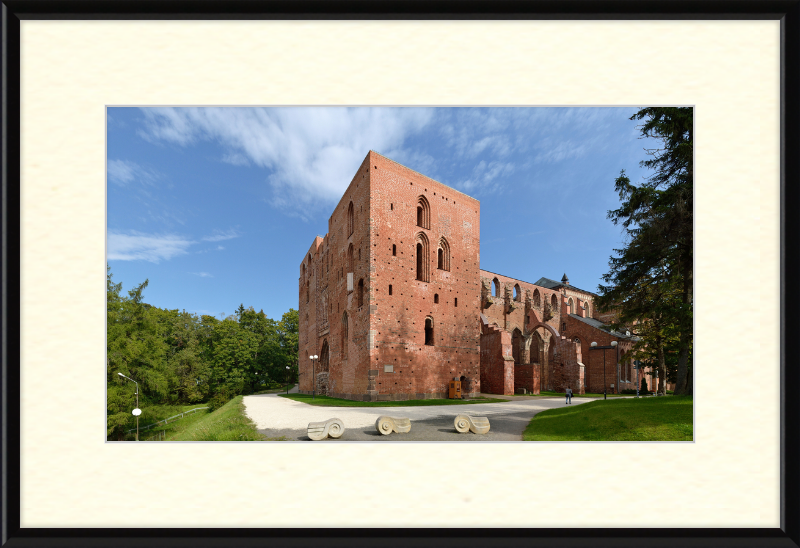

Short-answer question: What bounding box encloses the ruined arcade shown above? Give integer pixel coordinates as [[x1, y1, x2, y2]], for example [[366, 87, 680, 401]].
[[299, 151, 643, 401]]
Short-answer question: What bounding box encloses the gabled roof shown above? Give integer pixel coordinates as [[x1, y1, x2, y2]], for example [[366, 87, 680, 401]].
[[568, 313, 639, 341], [534, 277, 597, 296]]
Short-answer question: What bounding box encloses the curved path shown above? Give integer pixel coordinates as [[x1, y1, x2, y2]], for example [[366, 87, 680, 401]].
[[242, 392, 595, 441]]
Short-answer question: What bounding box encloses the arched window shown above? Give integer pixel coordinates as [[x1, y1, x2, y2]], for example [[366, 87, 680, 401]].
[[347, 244, 354, 274], [357, 278, 364, 308], [392, 244, 396, 256], [512, 328, 522, 364], [415, 232, 430, 282], [341, 312, 348, 359], [533, 289, 541, 308], [306, 285, 309, 303], [358, 248, 361, 261], [302, 263, 306, 278], [551, 294, 558, 311], [389, 284, 393, 295], [492, 278, 500, 297], [514, 284, 521, 301], [424, 317, 434, 346], [434, 293, 439, 304], [416, 195, 430, 229], [455, 298, 458, 307], [347, 202, 354, 236], [320, 340, 330, 373], [568, 298, 574, 314], [437, 237, 450, 271]]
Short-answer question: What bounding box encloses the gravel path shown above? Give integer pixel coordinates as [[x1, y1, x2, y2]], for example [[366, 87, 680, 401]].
[[242, 393, 593, 441]]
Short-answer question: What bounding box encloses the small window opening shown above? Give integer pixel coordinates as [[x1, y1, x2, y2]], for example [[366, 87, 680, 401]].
[[424, 318, 434, 346], [392, 244, 396, 256], [455, 298, 458, 307], [434, 294, 439, 304], [389, 285, 393, 296]]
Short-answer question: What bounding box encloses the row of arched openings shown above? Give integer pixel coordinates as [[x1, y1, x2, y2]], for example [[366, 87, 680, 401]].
[[491, 279, 558, 311]]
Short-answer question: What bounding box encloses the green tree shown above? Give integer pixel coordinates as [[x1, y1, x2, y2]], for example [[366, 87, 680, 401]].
[[277, 308, 299, 383], [596, 107, 693, 395], [107, 267, 170, 439]]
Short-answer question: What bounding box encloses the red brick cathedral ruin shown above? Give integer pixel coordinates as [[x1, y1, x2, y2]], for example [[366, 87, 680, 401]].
[[298, 151, 641, 401]]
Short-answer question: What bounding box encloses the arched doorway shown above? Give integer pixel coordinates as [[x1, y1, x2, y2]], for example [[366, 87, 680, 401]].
[[512, 328, 523, 364], [318, 339, 330, 395]]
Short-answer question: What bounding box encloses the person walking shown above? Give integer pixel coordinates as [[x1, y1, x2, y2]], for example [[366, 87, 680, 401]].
[[566, 386, 573, 405]]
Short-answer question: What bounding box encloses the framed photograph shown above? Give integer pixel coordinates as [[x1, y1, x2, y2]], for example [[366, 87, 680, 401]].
[[3, 2, 796, 546]]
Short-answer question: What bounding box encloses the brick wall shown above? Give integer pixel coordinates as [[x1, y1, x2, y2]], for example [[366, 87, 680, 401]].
[[479, 315, 513, 395], [300, 151, 482, 401]]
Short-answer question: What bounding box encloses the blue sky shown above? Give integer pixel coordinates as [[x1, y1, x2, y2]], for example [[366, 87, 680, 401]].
[[107, 107, 660, 321]]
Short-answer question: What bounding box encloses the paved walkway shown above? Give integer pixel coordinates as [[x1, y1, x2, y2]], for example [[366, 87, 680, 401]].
[[242, 392, 594, 441]]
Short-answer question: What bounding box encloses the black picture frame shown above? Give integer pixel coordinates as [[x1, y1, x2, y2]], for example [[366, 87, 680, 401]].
[[2, 2, 798, 547]]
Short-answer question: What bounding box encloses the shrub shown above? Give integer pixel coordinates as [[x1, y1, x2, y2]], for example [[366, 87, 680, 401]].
[[640, 378, 649, 393], [207, 391, 232, 412]]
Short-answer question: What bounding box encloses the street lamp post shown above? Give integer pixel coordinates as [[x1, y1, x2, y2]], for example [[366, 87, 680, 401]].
[[286, 366, 291, 395], [589, 341, 617, 400], [118, 372, 140, 441], [633, 360, 641, 397], [310, 355, 318, 400]]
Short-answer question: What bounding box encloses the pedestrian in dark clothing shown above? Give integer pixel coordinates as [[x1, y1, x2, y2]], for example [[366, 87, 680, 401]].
[[566, 386, 573, 404]]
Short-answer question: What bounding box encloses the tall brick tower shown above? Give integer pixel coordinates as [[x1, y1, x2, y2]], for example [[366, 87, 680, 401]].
[[298, 151, 481, 401]]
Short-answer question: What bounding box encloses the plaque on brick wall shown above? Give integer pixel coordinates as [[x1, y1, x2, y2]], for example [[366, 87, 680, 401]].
[[384, 364, 393, 373]]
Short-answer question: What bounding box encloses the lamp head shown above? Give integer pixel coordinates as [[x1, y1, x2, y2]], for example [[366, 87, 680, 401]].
[[590, 342, 597, 347], [118, 372, 124, 376], [611, 341, 618, 347]]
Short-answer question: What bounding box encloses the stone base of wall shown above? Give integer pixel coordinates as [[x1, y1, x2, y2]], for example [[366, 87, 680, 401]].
[[298, 390, 478, 402]]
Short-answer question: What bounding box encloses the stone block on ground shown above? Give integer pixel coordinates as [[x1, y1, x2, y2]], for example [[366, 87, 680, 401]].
[[454, 414, 490, 434], [375, 416, 412, 435], [307, 418, 345, 440]]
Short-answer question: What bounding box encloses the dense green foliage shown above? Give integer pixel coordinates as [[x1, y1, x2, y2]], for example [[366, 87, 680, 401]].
[[596, 107, 693, 395], [168, 396, 266, 441], [278, 394, 509, 407], [107, 266, 298, 440], [523, 396, 693, 441]]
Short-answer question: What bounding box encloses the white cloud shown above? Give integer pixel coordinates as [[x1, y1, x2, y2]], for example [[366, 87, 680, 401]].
[[457, 160, 515, 194], [202, 229, 240, 242], [108, 227, 237, 263], [137, 107, 435, 217], [107, 159, 158, 186], [191, 272, 213, 278], [107, 231, 193, 263]]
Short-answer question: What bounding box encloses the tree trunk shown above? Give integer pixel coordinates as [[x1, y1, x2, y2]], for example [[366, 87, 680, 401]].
[[674, 334, 691, 395], [657, 336, 666, 395], [673, 255, 693, 395]]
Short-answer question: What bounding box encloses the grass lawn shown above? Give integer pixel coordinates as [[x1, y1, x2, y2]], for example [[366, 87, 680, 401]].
[[538, 391, 629, 398], [169, 395, 266, 441], [124, 403, 210, 441], [278, 393, 509, 407], [523, 396, 693, 441]]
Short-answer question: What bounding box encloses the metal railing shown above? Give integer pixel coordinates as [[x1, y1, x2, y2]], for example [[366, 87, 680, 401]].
[[143, 431, 166, 442], [126, 407, 209, 434]]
